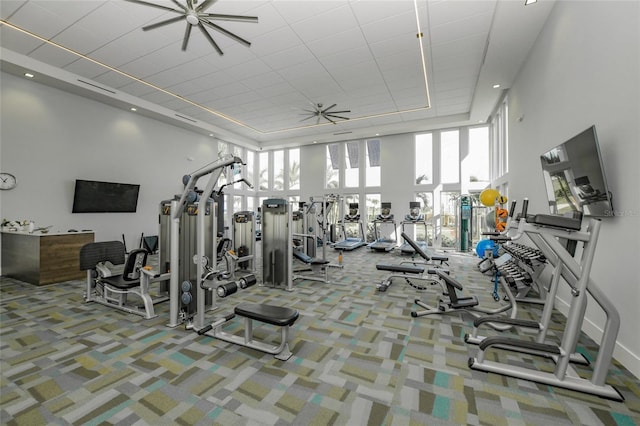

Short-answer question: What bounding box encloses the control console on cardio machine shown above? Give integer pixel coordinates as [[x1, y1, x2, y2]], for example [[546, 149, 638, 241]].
[[334, 203, 366, 251], [369, 202, 398, 252]]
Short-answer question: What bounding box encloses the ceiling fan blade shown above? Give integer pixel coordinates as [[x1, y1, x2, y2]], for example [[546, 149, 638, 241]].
[[124, 0, 181, 13], [328, 110, 350, 114], [169, 0, 187, 12], [203, 13, 258, 23], [325, 114, 350, 121], [198, 24, 224, 55], [182, 23, 193, 51], [142, 15, 185, 31], [321, 104, 337, 113], [201, 20, 251, 46], [301, 109, 318, 114], [324, 115, 337, 124], [196, 0, 218, 13]]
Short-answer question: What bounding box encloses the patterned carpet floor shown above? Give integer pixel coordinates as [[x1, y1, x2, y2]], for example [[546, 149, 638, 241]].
[[1, 245, 639, 425]]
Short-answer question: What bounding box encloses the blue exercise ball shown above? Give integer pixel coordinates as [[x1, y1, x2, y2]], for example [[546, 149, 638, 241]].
[[475, 239, 497, 258]]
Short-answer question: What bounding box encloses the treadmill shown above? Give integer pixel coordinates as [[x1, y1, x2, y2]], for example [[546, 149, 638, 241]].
[[368, 202, 398, 252], [400, 201, 429, 254], [334, 203, 367, 251]]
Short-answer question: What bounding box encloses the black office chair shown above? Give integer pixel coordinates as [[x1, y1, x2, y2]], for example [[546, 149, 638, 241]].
[[79, 241, 157, 319]]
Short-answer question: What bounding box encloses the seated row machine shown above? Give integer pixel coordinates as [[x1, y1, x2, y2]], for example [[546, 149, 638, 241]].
[[80, 241, 169, 319], [175, 155, 299, 360]]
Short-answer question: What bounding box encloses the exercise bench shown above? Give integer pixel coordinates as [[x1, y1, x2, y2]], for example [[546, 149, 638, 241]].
[[292, 249, 333, 283], [375, 262, 443, 292], [198, 302, 299, 360], [197, 275, 299, 361]]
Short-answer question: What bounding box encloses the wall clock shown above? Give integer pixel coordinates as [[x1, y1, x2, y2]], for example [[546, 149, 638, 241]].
[[0, 173, 17, 190]]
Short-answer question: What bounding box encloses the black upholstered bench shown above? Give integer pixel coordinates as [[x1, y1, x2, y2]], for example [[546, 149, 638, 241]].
[[234, 303, 299, 327], [200, 302, 300, 361], [376, 263, 424, 274]]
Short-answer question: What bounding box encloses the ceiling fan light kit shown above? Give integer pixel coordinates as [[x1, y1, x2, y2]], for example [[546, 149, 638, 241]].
[[125, 0, 258, 53]]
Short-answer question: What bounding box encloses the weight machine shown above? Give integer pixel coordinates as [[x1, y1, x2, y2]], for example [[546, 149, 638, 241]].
[[261, 198, 293, 291], [164, 154, 253, 329]]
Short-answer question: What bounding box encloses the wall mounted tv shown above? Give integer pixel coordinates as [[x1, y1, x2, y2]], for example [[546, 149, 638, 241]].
[[540, 125, 613, 217], [72, 179, 140, 213]]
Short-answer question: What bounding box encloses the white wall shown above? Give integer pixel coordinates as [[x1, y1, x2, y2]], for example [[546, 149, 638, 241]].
[[0, 72, 220, 249], [507, 0, 639, 377]]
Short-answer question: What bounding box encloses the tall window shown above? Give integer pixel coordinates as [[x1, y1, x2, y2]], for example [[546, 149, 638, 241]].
[[467, 127, 490, 183], [326, 144, 339, 189], [273, 150, 284, 191], [491, 98, 509, 179], [415, 133, 433, 184], [345, 142, 359, 188], [365, 139, 381, 187], [365, 193, 381, 242], [441, 130, 459, 183], [415, 192, 434, 245], [233, 195, 243, 213], [258, 151, 269, 190], [233, 145, 244, 189], [288, 148, 300, 190], [245, 150, 254, 189], [415, 192, 434, 220], [439, 191, 459, 248]]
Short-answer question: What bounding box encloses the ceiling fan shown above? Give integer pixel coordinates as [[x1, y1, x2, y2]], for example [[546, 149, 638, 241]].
[[300, 103, 351, 125], [124, 0, 258, 54]]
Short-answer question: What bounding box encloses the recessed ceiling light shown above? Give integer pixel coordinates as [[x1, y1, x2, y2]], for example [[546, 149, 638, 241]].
[[130, 107, 137, 112], [313, 141, 318, 144], [493, 84, 501, 89], [209, 133, 214, 137], [375, 133, 380, 136], [525, 0, 538, 5], [24, 72, 34, 78]]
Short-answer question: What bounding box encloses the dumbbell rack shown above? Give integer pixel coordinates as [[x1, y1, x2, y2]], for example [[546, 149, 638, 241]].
[[498, 243, 548, 304]]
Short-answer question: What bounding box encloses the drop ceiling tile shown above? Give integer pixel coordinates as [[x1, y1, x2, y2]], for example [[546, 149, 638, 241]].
[[290, 4, 358, 43], [1, 1, 27, 20], [427, 0, 497, 28], [29, 43, 79, 68], [92, 71, 138, 92], [7, 2, 67, 39], [360, 10, 418, 44], [272, 1, 347, 25], [261, 44, 316, 71], [305, 27, 369, 58], [318, 46, 374, 70], [0, 26, 44, 55], [349, 0, 415, 26], [63, 58, 112, 81]]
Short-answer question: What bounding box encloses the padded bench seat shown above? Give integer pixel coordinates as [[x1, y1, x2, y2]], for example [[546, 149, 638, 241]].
[[234, 303, 299, 327], [293, 250, 330, 265], [376, 263, 424, 274]]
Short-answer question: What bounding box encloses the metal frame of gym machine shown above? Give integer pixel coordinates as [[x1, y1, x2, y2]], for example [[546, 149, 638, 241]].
[[467, 199, 623, 401], [167, 154, 250, 329]]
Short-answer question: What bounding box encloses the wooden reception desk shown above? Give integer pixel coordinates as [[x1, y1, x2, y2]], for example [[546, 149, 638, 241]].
[[1, 231, 94, 285]]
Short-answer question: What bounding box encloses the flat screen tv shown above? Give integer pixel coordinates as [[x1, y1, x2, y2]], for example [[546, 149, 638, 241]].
[[540, 126, 613, 217], [72, 179, 140, 213]]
